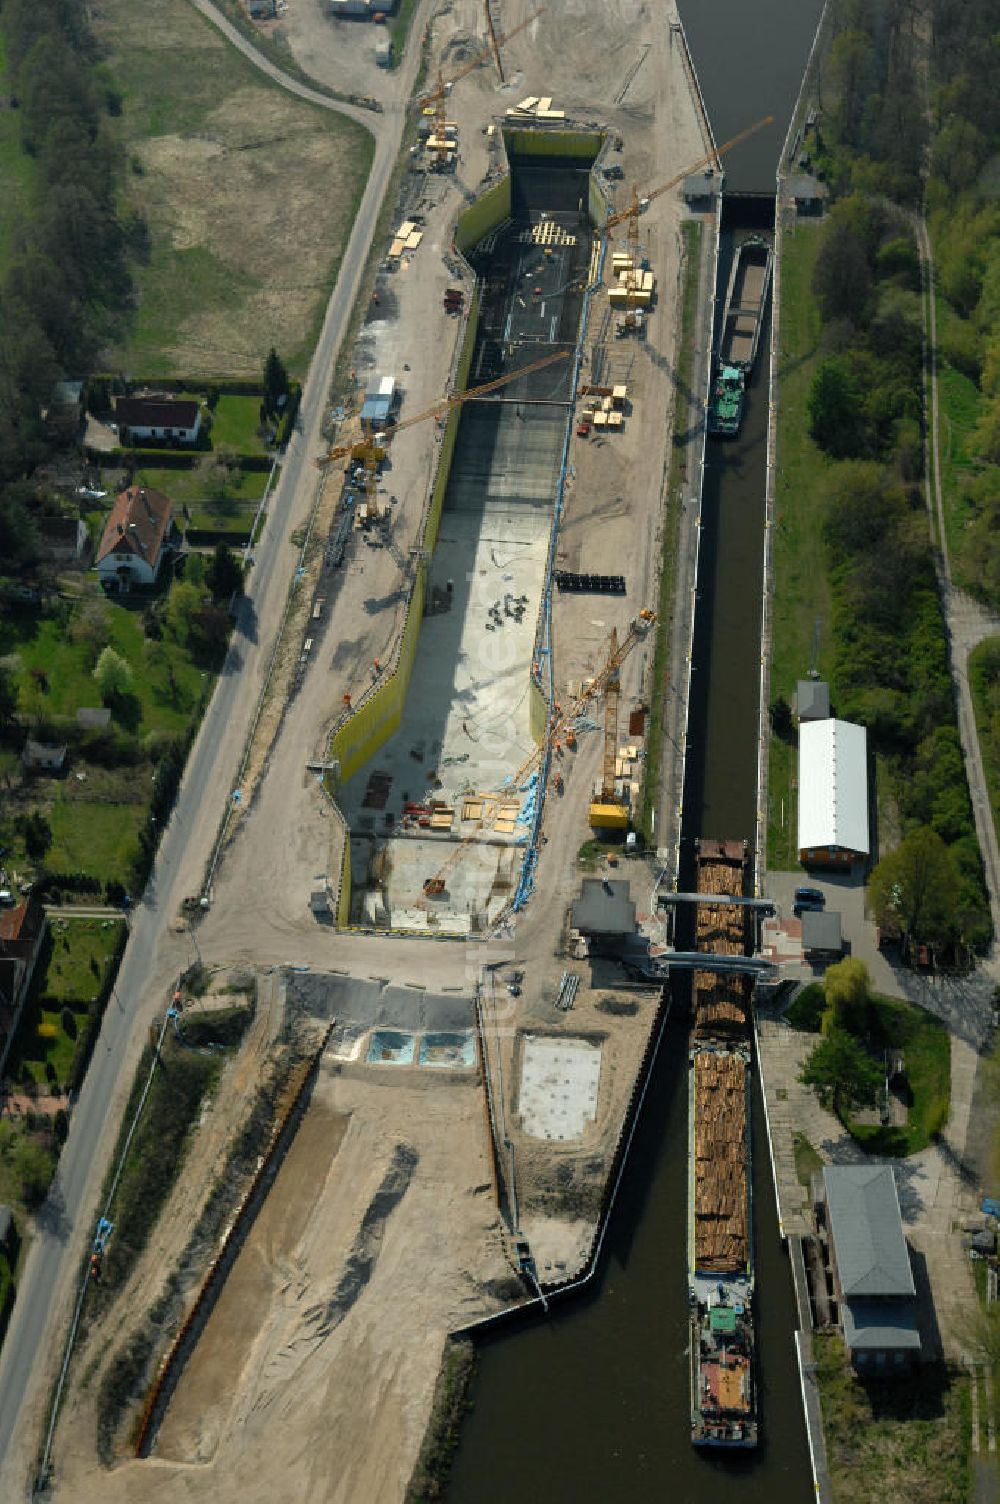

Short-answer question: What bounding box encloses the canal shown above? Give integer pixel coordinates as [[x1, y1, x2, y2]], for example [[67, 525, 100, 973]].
[[445, 3, 823, 1498]]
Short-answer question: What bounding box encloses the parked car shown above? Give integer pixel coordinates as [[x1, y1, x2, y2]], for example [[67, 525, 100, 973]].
[[794, 886, 825, 907]]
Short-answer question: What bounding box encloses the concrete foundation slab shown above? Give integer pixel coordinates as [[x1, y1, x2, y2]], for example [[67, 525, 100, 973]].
[[518, 1033, 603, 1141]]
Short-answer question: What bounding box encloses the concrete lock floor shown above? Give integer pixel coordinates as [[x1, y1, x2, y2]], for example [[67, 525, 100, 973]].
[[342, 409, 567, 930], [340, 195, 592, 929]]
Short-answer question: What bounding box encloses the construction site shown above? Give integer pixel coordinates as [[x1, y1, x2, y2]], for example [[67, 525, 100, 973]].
[[28, 3, 730, 1502]]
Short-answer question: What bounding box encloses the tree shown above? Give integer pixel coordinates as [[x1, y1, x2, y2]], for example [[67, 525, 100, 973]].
[[263, 346, 289, 417], [196, 448, 238, 506], [61, 1006, 77, 1041], [769, 695, 794, 742], [93, 645, 133, 703], [800, 1029, 882, 1121], [869, 826, 962, 949], [822, 957, 870, 1034], [0, 666, 18, 726], [808, 358, 866, 458], [70, 599, 111, 665], [13, 1135, 55, 1209], [206, 543, 242, 601], [165, 579, 208, 646], [22, 810, 51, 861]]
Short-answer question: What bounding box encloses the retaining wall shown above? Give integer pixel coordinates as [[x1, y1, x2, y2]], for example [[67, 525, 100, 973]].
[[454, 179, 511, 259], [502, 126, 605, 161]]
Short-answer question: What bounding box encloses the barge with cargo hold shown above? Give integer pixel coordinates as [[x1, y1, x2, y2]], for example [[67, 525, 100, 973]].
[[688, 838, 757, 1448], [707, 235, 773, 440]]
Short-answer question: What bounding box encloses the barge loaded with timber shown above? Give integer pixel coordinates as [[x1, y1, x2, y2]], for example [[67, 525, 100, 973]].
[[688, 838, 757, 1448], [707, 234, 773, 439]]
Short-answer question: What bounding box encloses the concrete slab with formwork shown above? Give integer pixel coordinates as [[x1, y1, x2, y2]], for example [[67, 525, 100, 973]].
[[517, 1033, 603, 1141]]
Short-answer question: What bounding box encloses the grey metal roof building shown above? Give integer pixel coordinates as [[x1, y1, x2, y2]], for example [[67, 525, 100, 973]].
[[823, 1165, 921, 1368], [795, 678, 830, 722], [571, 879, 635, 936], [825, 1165, 915, 1297]]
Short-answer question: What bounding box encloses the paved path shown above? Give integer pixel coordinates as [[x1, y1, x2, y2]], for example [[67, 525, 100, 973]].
[[0, 7, 435, 1494]]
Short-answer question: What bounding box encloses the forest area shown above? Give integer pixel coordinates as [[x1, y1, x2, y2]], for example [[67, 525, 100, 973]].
[[773, 0, 1000, 947], [0, 0, 135, 563]]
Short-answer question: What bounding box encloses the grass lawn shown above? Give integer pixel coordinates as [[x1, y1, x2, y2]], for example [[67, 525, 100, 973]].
[[768, 220, 835, 869], [0, 598, 210, 740], [210, 394, 267, 452], [814, 1333, 969, 1504], [793, 1131, 823, 1188], [47, 801, 146, 886], [0, 34, 35, 276], [93, 0, 373, 378], [786, 982, 826, 1031], [9, 920, 126, 1089], [133, 463, 265, 511], [389, 0, 420, 67]]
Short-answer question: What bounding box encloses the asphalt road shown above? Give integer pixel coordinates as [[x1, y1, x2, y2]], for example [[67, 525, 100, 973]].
[[0, 4, 431, 1490]]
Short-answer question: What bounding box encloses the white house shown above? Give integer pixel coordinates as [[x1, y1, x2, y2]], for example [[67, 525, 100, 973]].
[[113, 395, 202, 445], [797, 717, 869, 868], [96, 486, 176, 588]]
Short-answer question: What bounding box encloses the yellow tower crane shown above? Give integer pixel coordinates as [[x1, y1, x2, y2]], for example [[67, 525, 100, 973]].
[[421, 610, 655, 900], [315, 348, 570, 529], [603, 116, 774, 331], [417, 6, 544, 169]]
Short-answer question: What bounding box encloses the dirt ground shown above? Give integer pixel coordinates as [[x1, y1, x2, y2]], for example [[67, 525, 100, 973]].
[[48, 3, 713, 1499], [94, 0, 373, 377], [55, 1048, 507, 1504]]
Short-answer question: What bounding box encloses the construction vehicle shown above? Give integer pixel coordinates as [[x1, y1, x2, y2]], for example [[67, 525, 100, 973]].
[[602, 117, 773, 332], [421, 610, 655, 898], [417, 6, 544, 169], [317, 350, 570, 542]]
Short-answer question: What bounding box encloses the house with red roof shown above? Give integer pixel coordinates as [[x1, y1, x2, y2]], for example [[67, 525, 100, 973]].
[[95, 486, 178, 589], [0, 898, 48, 1080]]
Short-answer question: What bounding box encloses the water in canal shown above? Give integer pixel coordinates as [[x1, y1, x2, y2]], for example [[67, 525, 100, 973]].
[[444, 5, 823, 1498]]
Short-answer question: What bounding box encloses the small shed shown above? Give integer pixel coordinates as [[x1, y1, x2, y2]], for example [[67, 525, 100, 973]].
[[795, 678, 830, 723], [785, 173, 828, 216], [798, 718, 869, 868], [22, 740, 67, 772], [76, 707, 112, 730], [682, 172, 719, 207], [360, 376, 396, 432], [571, 879, 636, 937], [801, 909, 843, 957]]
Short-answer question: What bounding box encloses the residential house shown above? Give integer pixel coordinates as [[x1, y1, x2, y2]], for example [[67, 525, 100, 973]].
[[0, 898, 48, 1081], [36, 515, 88, 565], [818, 1164, 922, 1374], [95, 486, 177, 589], [113, 395, 202, 446], [798, 717, 870, 869]]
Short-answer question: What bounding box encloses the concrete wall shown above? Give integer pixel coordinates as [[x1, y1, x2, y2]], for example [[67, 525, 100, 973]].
[[424, 284, 482, 554], [454, 178, 511, 258], [502, 127, 605, 161], [328, 562, 427, 787]]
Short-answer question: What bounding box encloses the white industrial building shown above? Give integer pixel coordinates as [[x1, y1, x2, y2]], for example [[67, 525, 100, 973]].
[[797, 717, 869, 868]]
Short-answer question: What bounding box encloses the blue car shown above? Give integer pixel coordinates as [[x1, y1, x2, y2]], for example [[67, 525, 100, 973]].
[[794, 886, 825, 907]]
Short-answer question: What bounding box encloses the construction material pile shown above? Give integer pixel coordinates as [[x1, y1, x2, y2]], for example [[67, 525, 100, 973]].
[[693, 1049, 749, 1273], [693, 846, 749, 1039]]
